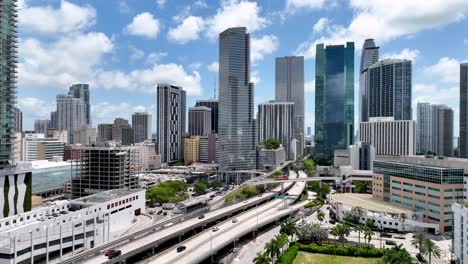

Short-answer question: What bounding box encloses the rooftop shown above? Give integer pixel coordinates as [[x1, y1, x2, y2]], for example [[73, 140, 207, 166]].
[[331, 193, 411, 215], [73, 189, 141, 204]]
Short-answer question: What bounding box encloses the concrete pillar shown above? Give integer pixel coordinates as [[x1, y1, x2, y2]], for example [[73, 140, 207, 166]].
[[93, 217, 96, 248], [107, 214, 110, 242], [46, 226, 49, 263], [13, 235, 17, 264], [72, 221, 75, 256], [60, 224, 63, 259], [30, 230, 34, 263]]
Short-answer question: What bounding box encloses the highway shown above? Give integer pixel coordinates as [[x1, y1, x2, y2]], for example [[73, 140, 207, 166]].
[[250, 176, 338, 185], [142, 171, 307, 264]]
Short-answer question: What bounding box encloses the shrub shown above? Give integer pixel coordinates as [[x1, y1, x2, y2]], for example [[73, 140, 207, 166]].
[[277, 243, 299, 264], [304, 199, 323, 208], [298, 243, 386, 258]]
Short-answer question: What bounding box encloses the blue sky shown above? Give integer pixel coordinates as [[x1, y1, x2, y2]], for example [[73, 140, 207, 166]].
[[17, 0, 468, 136]]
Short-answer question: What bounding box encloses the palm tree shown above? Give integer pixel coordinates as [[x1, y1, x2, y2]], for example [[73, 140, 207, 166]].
[[354, 225, 365, 246], [280, 221, 299, 241], [330, 225, 340, 245], [265, 239, 281, 263], [274, 234, 287, 254], [253, 252, 271, 264], [317, 211, 325, 225], [382, 243, 412, 263], [364, 228, 374, 246], [411, 233, 427, 255], [424, 238, 442, 264], [331, 224, 351, 246]]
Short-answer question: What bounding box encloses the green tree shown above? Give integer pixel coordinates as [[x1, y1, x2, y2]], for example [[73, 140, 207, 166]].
[[253, 252, 271, 264], [411, 233, 427, 255], [264, 239, 281, 263], [424, 238, 442, 264], [272, 170, 283, 176], [303, 159, 315, 173], [364, 228, 374, 246], [365, 219, 375, 229], [307, 181, 330, 199], [331, 224, 351, 246], [262, 138, 281, 150], [194, 182, 208, 194], [298, 223, 329, 245], [209, 181, 222, 188], [381, 244, 412, 264], [354, 225, 365, 246], [280, 220, 299, 241], [354, 180, 371, 193], [316, 211, 325, 225], [175, 160, 184, 166], [146, 180, 189, 204]]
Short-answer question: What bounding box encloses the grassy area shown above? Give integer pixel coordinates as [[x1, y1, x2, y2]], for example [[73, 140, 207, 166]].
[[293, 252, 381, 264]]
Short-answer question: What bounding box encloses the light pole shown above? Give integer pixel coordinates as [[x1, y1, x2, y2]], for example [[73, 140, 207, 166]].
[[210, 231, 213, 263]]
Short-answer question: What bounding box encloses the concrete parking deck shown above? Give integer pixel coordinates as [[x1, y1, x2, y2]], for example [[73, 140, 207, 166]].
[[330, 193, 411, 215]]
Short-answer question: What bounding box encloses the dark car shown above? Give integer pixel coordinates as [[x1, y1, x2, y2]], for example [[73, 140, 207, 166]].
[[198, 215, 205, 219], [232, 219, 238, 223], [385, 240, 397, 246], [104, 249, 115, 256], [177, 246, 187, 253], [108, 250, 121, 259], [163, 212, 167, 216], [381, 233, 392, 238], [51, 213, 59, 217]]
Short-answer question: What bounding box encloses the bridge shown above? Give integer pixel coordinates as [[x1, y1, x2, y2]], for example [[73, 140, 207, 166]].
[[249, 176, 339, 185]]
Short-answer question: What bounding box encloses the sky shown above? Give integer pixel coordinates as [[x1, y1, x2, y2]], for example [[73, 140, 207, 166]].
[[17, 0, 468, 137]]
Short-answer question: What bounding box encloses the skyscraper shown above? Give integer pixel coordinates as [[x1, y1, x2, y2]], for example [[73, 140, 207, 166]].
[[432, 104, 454, 157], [97, 123, 113, 142], [132, 112, 152, 143], [112, 118, 133, 145], [275, 56, 304, 156], [56, 94, 86, 143], [195, 99, 218, 133], [50, 111, 58, 130], [34, 119, 51, 134], [12, 107, 22, 133], [157, 84, 186, 164], [218, 27, 256, 170], [188, 106, 212, 136], [367, 59, 412, 120], [68, 84, 91, 125], [315, 43, 354, 163], [417, 102, 432, 154], [460, 63, 468, 158], [257, 101, 295, 160], [359, 39, 379, 123]]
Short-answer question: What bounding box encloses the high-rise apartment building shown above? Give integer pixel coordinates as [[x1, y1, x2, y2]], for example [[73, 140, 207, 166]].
[[72, 124, 97, 145], [68, 84, 91, 125], [218, 27, 256, 170], [367, 59, 412, 120], [112, 118, 133, 146], [460, 63, 468, 158], [12, 107, 22, 133], [257, 101, 295, 160], [195, 99, 218, 133], [200, 133, 218, 163], [157, 84, 186, 164], [98, 123, 113, 142], [34, 119, 51, 134], [359, 39, 379, 123], [359, 117, 415, 156], [417, 103, 454, 156], [132, 112, 152, 143], [50, 111, 58, 130], [56, 94, 86, 143], [275, 56, 304, 156], [184, 136, 200, 165], [188, 106, 212, 136], [417, 102, 432, 154], [315, 43, 354, 163]]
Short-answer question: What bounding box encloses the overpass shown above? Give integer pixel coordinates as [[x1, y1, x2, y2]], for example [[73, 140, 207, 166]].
[[250, 176, 339, 185]]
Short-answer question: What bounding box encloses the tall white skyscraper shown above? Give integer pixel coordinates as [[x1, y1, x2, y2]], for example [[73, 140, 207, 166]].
[[218, 27, 256, 170], [275, 56, 304, 157], [56, 94, 86, 143], [417, 102, 453, 156], [132, 112, 152, 143], [157, 84, 186, 164]]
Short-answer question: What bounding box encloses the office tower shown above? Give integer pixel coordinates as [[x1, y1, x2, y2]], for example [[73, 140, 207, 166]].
[[218, 27, 256, 170], [257, 101, 295, 160], [417, 102, 432, 154], [359, 39, 379, 123], [367, 59, 412, 120], [98, 123, 113, 142], [68, 84, 91, 125], [184, 136, 200, 165], [56, 94, 86, 143], [188, 106, 212, 136], [359, 117, 415, 156], [70, 144, 140, 199], [134, 141, 160, 170], [195, 99, 219, 133], [112, 118, 133, 145], [460, 63, 468, 158], [315, 42, 355, 163], [432, 105, 453, 157], [275, 56, 304, 156], [157, 84, 186, 164], [200, 133, 218, 163], [50, 111, 58, 130], [72, 124, 97, 145], [12, 107, 22, 133], [349, 142, 375, 170], [24, 136, 64, 161], [34, 119, 51, 134], [132, 112, 152, 143], [306, 127, 311, 137]]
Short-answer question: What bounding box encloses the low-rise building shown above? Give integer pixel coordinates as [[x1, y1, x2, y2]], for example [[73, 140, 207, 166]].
[[24, 135, 64, 161], [0, 189, 145, 264], [338, 166, 373, 193], [349, 141, 375, 170], [184, 136, 200, 165], [134, 141, 161, 170], [257, 147, 286, 171]]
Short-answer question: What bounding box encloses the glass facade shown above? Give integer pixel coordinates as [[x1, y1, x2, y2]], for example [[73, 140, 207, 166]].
[[460, 63, 468, 157], [359, 39, 379, 123], [314, 43, 354, 163]]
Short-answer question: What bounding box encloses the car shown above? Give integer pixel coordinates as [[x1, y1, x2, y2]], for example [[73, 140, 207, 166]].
[[385, 240, 397, 246], [163, 212, 167, 216], [381, 233, 392, 238], [329, 219, 336, 224], [232, 219, 238, 223], [394, 236, 405, 239], [198, 215, 205, 219], [212, 227, 219, 232], [177, 246, 187, 253], [51, 213, 59, 217], [108, 250, 121, 259], [243, 200, 248, 203], [326, 206, 330, 210], [104, 249, 116, 256], [149, 211, 155, 215], [157, 210, 163, 215], [232, 247, 239, 253], [285, 192, 289, 196], [59, 211, 68, 215]]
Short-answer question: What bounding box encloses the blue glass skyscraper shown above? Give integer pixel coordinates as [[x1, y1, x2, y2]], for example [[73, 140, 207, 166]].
[[314, 43, 354, 164]]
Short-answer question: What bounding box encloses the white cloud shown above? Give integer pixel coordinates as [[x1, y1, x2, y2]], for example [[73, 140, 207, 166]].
[[129, 46, 145, 62], [19, 0, 96, 34], [382, 48, 420, 62], [423, 57, 460, 83], [125, 12, 160, 39], [251, 35, 279, 62], [296, 0, 468, 59], [207, 62, 219, 73], [305, 80, 315, 92], [146, 52, 168, 65], [251, 70, 260, 84], [313, 17, 328, 33], [94, 64, 202, 95], [194, 0, 208, 8], [156, 0, 166, 8], [168, 16, 205, 44], [465, 38, 468, 44], [18, 97, 55, 120], [92, 102, 150, 124], [286, 0, 326, 11], [205, 1, 268, 40], [19, 32, 113, 88]]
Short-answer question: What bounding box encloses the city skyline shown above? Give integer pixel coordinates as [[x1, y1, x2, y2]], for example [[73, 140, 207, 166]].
[[17, 1, 468, 137]]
